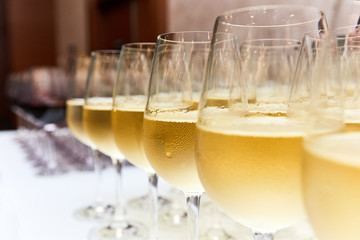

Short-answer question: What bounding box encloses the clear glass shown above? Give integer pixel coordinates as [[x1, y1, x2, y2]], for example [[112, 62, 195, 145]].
[[196, 33, 311, 240], [83, 50, 146, 240], [66, 55, 114, 221], [143, 31, 211, 240], [195, 6, 329, 240], [301, 26, 360, 240], [111, 43, 158, 239]]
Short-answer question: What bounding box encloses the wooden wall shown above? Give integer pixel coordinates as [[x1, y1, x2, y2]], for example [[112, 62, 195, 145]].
[[1, 0, 167, 130], [1, 0, 57, 129], [6, 0, 57, 72], [0, 1, 10, 129]]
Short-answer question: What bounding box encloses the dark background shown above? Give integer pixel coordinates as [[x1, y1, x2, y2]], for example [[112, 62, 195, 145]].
[[0, 0, 167, 130]]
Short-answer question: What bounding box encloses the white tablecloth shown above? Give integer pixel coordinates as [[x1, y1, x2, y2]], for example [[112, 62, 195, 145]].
[[0, 130, 316, 240], [0, 130, 175, 240]]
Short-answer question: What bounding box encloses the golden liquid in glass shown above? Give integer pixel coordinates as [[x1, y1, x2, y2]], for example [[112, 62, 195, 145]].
[[196, 116, 306, 231], [143, 111, 203, 192], [112, 105, 152, 171], [83, 104, 121, 158], [345, 122, 360, 132], [303, 132, 360, 240], [66, 99, 93, 147]]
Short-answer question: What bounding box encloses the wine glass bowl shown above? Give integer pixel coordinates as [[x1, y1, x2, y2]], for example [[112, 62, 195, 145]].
[[112, 43, 155, 172], [67, 56, 93, 147], [197, 37, 305, 235]]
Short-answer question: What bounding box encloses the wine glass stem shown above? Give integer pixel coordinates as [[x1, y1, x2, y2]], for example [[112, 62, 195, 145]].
[[92, 148, 104, 204], [147, 172, 158, 239], [112, 158, 126, 222], [184, 192, 202, 240], [253, 232, 274, 240]]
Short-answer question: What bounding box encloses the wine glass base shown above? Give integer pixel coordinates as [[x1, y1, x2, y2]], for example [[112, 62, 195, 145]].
[[127, 194, 170, 211], [89, 220, 147, 240], [73, 203, 114, 222], [200, 228, 236, 240], [159, 205, 187, 228]]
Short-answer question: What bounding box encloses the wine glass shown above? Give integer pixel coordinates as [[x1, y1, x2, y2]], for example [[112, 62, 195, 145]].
[[143, 31, 211, 240], [111, 43, 158, 238], [66, 55, 114, 221], [83, 50, 147, 240], [196, 30, 310, 240], [196, 5, 328, 240], [302, 26, 360, 240]]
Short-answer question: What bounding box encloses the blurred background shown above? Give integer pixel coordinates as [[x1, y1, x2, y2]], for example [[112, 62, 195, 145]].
[[0, 0, 356, 130]]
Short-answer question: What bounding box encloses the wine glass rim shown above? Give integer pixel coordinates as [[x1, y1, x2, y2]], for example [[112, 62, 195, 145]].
[[157, 31, 212, 44], [121, 42, 156, 52], [216, 4, 322, 28]]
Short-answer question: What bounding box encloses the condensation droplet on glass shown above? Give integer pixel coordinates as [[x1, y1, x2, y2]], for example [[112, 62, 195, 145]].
[[166, 152, 172, 158]]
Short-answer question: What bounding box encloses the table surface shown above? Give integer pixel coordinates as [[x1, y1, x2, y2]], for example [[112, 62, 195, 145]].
[[0, 130, 315, 240], [0, 130, 175, 240]]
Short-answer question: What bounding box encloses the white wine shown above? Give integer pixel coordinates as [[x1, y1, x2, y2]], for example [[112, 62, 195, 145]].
[[303, 132, 360, 240], [66, 98, 93, 147], [196, 115, 306, 231], [143, 111, 203, 192], [83, 102, 122, 158], [112, 96, 152, 171]]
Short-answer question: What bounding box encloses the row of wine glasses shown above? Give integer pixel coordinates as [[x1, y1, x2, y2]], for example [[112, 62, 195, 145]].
[[67, 45, 188, 240], [63, 3, 359, 240]]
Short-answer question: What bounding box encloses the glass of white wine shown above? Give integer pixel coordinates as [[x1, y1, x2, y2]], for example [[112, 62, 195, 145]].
[[66, 55, 114, 221], [143, 31, 211, 240], [196, 33, 308, 240], [111, 42, 159, 238], [302, 26, 360, 240], [196, 6, 328, 240], [83, 50, 147, 240]]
